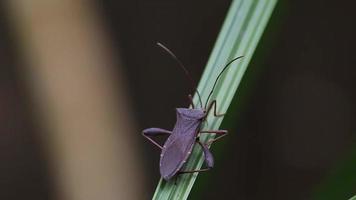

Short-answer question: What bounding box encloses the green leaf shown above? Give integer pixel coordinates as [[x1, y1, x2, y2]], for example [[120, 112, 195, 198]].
[[153, 0, 277, 199], [312, 146, 356, 200]]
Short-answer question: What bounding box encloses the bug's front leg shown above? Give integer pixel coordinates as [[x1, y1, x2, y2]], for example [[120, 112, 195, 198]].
[[188, 94, 194, 108], [205, 100, 224, 117], [142, 128, 172, 150], [199, 130, 228, 145]]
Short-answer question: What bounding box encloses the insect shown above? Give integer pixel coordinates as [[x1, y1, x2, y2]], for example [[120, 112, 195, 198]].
[[142, 42, 242, 181]]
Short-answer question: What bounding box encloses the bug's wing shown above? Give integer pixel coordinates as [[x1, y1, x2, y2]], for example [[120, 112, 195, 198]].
[[160, 134, 195, 179], [160, 117, 202, 180]]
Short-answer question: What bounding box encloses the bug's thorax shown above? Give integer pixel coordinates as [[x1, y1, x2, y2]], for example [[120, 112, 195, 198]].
[[169, 108, 205, 137], [176, 108, 205, 120]]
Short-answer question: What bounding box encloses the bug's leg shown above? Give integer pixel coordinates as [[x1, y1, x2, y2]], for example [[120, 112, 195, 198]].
[[178, 168, 211, 174], [205, 100, 224, 117], [188, 94, 194, 108], [178, 141, 214, 174], [199, 130, 228, 145], [142, 128, 172, 150], [197, 141, 214, 168]]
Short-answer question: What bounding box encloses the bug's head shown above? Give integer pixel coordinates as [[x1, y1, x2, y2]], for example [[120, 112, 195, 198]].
[[156, 42, 243, 112], [176, 108, 205, 120]]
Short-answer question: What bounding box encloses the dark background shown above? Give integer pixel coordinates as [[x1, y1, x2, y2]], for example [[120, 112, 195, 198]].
[[0, 0, 355, 199]]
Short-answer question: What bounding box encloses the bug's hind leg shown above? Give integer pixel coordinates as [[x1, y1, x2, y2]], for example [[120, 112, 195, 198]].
[[142, 128, 172, 150], [178, 141, 214, 175], [197, 141, 214, 168], [205, 100, 224, 117], [199, 130, 228, 145], [178, 168, 211, 175]]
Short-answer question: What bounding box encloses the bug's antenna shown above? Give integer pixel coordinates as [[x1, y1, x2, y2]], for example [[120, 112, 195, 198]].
[[204, 56, 244, 109], [156, 42, 203, 108]]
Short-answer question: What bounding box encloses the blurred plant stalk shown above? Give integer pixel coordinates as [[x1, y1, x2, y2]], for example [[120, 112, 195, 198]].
[[6, 1, 145, 200]]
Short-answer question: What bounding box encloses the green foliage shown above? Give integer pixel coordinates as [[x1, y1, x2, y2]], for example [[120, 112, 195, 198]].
[[153, 0, 277, 199], [312, 146, 356, 200]]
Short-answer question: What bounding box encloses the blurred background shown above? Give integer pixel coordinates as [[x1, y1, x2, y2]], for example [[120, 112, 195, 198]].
[[0, 0, 355, 200]]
